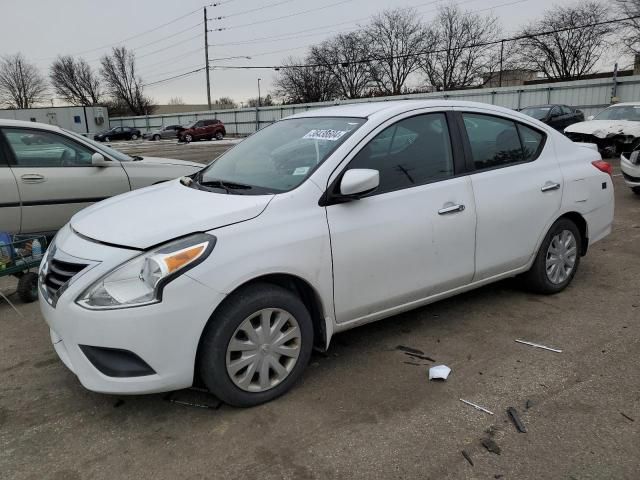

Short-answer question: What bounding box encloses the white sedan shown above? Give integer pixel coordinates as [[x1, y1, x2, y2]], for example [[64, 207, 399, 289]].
[[38, 100, 614, 406], [0, 119, 203, 235]]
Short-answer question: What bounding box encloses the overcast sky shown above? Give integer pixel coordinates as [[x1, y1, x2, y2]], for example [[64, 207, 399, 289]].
[[1, 0, 625, 106]]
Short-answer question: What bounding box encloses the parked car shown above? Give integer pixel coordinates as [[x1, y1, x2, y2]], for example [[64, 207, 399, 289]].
[[177, 119, 225, 142], [94, 126, 141, 142], [143, 125, 183, 141], [39, 101, 614, 407], [520, 104, 584, 132], [0, 119, 203, 235], [564, 102, 640, 155], [620, 148, 640, 194]]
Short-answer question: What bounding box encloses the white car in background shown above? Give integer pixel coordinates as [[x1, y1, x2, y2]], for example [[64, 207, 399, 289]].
[[620, 149, 640, 194], [0, 119, 203, 235], [38, 100, 614, 407]]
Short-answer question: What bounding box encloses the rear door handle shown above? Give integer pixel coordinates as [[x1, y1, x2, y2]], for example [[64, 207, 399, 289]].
[[541, 181, 561, 192], [20, 173, 46, 184], [438, 203, 465, 215]]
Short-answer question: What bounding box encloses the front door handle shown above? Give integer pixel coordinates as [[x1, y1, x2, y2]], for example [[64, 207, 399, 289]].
[[438, 203, 465, 215], [20, 173, 46, 184], [541, 181, 561, 192]]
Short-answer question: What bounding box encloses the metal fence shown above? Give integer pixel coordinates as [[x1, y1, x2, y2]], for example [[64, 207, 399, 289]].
[[110, 74, 640, 135]]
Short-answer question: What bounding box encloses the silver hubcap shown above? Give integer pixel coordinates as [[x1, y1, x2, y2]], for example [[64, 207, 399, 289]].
[[226, 308, 301, 392], [546, 229, 577, 284]]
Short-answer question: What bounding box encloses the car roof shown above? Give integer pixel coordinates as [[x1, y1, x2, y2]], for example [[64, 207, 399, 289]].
[[286, 100, 530, 121], [603, 102, 640, 107], [0, 118, 66, 132]]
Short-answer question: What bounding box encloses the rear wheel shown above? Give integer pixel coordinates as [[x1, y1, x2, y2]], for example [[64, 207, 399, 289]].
[[104, 136, 110, 142], [131, 133, 138, 140], [522, 218, 581, 294], [198, 283, 313, 407], [17, 272, 39, 303], [153, 134, 161, 141], [184, 134, 193, 143], [632, 186, 640, 195]]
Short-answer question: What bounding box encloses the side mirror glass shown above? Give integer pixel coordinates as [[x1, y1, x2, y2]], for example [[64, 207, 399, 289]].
[[340, 169, 379, 196], [91, 152, 110, 167]]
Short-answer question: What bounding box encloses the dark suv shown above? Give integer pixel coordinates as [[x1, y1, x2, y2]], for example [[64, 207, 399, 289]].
[[177, 119, 226, 143]]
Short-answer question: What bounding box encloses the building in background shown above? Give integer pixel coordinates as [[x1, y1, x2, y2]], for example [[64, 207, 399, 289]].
[[482, 69, 539, 87], [0, 106, 108, 136]]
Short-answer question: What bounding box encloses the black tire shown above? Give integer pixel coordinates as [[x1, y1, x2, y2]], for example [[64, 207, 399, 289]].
[[131, 134, 138, 140], [17, 272, 39, 303], [153, 134, 161, 141], [632, 186, 640, 195], [104, 136, 110, 142], [215, 131, 224, 140], [198, 283, 314, 407], [521, 218, 582, 294]]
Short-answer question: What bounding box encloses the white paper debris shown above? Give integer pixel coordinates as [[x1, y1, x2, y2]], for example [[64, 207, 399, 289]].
[[515, 339, 562, 353], [303, 129, 347, 141], [429, 364, 451, 380]]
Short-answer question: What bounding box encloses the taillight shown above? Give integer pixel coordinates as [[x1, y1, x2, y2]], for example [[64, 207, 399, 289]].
[[592, 160, 612, 176]]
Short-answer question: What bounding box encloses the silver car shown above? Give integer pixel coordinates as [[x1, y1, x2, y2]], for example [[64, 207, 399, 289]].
[[143, 124, 183, 141], [0, 119, 203, 235]]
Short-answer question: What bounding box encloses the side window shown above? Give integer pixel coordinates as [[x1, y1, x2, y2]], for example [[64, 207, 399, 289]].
[[2, 128, 95, 168], [550, 106, 561, 117], [348, 113, 454, 195], [194, 121, 204, 128], [561, 106, 573, 115], [518, 124, 545, 161], [462, 113, 524, 170]]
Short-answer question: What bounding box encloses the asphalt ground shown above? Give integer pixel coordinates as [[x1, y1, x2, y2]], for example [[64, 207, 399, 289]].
[[1, 147, 639, 479]]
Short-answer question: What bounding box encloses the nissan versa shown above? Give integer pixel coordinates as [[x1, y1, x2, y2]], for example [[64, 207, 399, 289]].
[[38, 101, 614, 407]]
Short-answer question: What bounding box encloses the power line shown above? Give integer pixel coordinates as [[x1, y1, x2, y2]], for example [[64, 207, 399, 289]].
[[143, 67, 206, 87], [210, 14, 639, 70], [136, 34, 203, 60], [218, 0, 297, 19], [212, 0, 355, 31]]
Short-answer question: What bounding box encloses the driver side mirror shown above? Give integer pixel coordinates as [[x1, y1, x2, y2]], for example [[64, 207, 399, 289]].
[[91, 152, 111, 167], [340, 169, 379, 196]]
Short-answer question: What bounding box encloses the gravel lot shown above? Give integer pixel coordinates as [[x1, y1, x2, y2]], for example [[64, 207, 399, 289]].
[[1, 146, 639, 479], [108, 138, 242, 164]]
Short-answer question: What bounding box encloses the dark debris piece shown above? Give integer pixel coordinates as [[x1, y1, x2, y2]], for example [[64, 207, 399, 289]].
[[395, 345, 424, 355], [461, 450, 474, 466], [403, 361, 421, 366], [525, 399, 533, 410], [620, 412, 635, 422], [113, 399, 125, 408], [481, 438, 501, 455], [403, 352, 436, 362], [507, 407, 527, 433], [165, 389, 222, 410]]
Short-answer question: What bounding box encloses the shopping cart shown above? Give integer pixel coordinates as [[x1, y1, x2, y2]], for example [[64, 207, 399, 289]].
[[0, 233, 47, 304]]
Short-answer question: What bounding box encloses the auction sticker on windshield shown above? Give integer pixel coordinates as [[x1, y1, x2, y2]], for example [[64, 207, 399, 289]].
[[303, 129, 347, 141]]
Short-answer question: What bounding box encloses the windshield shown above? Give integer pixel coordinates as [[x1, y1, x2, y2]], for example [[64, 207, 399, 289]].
[[594, 105, 640, 121], [64, 129, 133, 161], [197, 117, 365, 194], [520, 107, 550, 120]]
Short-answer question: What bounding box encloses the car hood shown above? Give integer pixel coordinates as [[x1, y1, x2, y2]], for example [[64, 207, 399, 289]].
[[134, 156, 203, 169], [565, 120, 640, 138], [70, 179, 274, 249]]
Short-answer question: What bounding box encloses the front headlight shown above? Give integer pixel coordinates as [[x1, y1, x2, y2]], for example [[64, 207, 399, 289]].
[[76, 233, 216, 310]]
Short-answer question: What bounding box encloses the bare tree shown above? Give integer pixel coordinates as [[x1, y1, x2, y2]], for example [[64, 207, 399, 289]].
[[247, 95, 274, 107], [168, 96, 185, 105], [214, 96, 238, 109], [100, 47, 154, 115], [616, 0, 640, 54], [0, 53, 48, 108], [364, 8, 432, 95], [274, 56, 340, 103], [517, 1, 614, 80], [422, 5, 501, 90], [50, 56, 102, 106], [310, 32, 373, 99]]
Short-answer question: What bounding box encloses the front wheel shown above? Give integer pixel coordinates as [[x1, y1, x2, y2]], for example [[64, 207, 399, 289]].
[[153, 134, 161, 141], [521, 218, 581, 294], [184, 134, 193, 143], [198, 283, 313, 407], [104, 136, 110, 142], [215, 132, 224, 140], [131, 134, 138, 140]]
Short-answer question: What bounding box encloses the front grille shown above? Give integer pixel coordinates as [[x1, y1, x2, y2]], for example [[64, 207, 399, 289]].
[[44, 257, 88, 299]]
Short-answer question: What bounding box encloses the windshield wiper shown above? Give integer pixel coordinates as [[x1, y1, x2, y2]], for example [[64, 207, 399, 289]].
[[200, 178, 253, 190]]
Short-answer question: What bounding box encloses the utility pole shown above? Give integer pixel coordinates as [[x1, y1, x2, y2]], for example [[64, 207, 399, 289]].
[[257, 78, 262, 107], [204, 7, 212, 110]]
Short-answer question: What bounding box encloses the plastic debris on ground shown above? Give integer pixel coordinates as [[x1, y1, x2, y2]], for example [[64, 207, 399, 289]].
[[429, 364, 451, 380]]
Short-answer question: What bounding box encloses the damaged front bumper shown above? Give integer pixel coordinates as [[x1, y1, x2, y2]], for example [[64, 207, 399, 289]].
[[565, 132, 639, 156]]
